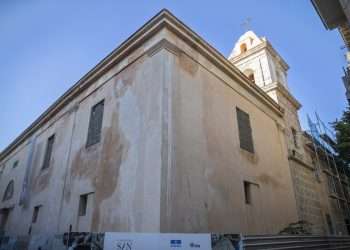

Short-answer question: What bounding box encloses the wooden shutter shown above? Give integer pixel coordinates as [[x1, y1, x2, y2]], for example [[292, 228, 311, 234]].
[[86, 100, 104, 147], [3, 180, 14, 201], [236, 107, 254, 153]]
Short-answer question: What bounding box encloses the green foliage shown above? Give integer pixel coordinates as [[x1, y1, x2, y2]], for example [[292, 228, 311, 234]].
[[332, 105, 350, 167]]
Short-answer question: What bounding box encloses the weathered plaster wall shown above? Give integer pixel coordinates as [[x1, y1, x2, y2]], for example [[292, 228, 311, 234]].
[[58, 48, 164, 233], [160, 31, 298, 235], [0, 142, 30, 234], [0, 30, 169, 235], [0, 24, 299, 237]]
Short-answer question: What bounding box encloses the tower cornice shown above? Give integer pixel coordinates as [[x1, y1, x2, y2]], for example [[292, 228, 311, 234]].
[[261, 82, 302, 110]]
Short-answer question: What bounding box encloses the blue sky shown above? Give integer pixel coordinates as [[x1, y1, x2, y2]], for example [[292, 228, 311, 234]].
[[0, 0, 348, 151]]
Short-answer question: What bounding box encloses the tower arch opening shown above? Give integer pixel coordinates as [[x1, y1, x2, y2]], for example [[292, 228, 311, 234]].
[[240, 43, 247, 54]]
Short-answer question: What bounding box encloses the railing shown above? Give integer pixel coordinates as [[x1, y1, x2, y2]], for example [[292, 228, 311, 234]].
[[243, 234, 350, 250]]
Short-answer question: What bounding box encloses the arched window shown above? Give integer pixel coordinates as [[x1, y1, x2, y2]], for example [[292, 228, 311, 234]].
[[3, 180, 14, 201], [240, 43, 247, 54]]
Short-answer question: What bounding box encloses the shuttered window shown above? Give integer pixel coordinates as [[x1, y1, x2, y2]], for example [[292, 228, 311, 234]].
[[42, 134, 55, 169], [3, 180, 14, 201], [86, 100, 104, 147], [236, 107, 254, 153]]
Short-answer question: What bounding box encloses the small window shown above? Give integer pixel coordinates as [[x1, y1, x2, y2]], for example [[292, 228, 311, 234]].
[[32, 205, 41, 223], [244, 181, 252, 204], [291, 128, 298, 148], [236, 107, 254, 153], [12, 161, 18, 169], [86, 100, 104, 147], [0, 165, 5, 179], [42, 134, 55, 169], [3, 180, 14, 201], [240, 43, 247, 53], [79, 194, 88, 216]]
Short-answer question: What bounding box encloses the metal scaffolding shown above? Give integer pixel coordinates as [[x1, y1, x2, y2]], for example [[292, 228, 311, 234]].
[[307, 113, 350, 234]]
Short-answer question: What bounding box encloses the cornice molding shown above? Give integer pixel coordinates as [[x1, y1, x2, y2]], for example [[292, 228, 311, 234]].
[[261, 82, 302, 110]]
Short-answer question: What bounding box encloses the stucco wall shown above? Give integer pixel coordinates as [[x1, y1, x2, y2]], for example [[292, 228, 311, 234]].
[[0, 31, 168, 235], [57, 49, 165, 233], [160, 31, 298, 234]]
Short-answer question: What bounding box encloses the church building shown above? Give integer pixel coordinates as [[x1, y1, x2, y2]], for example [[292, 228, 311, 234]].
[[0, 9, 347, 237]]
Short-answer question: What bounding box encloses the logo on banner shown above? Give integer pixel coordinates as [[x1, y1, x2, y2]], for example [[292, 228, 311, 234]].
[[116, 239, 133, 250], [170, 239, 182, 248], [189, 242, 201, 248]]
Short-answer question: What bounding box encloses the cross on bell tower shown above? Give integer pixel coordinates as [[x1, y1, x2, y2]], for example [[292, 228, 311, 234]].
[[241, 17, 252, 31]]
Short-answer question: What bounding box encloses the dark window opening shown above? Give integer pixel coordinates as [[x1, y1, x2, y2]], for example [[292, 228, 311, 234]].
[[79, 194, 88, 216], [12, 161, 18, 168], [236, 107, 254, 153], [86, 100, 104, 147], [32, 206, 41, 223], [2, 180, 14, 201], [244, 181, 252, 204], [42, 134, 55, 169]]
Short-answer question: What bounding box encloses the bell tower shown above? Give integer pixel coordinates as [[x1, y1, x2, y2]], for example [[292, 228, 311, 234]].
[[228, 30, 303, 155], [228, 31, 331, 234]]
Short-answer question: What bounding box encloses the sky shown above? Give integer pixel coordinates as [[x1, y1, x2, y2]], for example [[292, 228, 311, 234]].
[[0, 0, 348, 151]]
